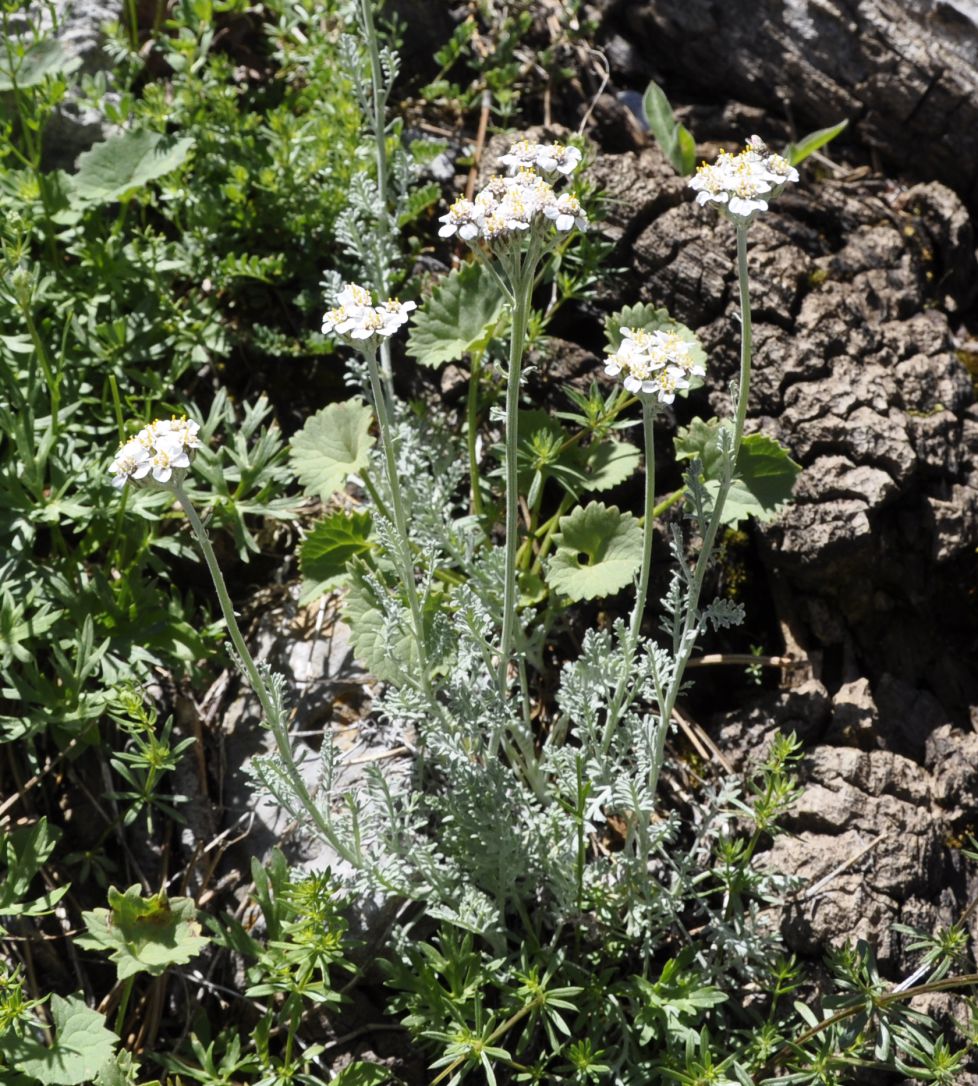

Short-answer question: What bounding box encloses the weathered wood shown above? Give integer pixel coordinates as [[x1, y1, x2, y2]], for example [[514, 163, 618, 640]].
[[598, 0, 978, 207]]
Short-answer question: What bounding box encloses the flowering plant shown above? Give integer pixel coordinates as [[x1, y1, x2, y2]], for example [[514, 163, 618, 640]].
[[109, 418, 202, 489]]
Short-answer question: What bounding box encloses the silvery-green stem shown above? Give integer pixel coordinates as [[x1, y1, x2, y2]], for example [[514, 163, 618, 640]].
[[600, 397, 656, 753], [647, 221, 754, 798], [364, 346, 433, 696], [494, 261, 532, 712], [172, 484, 359, 867], [359, 0, 396, 389]]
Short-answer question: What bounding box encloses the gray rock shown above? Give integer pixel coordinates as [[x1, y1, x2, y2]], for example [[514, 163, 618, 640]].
[[42, 1, 122, 167], [826, 677, 879, 748]]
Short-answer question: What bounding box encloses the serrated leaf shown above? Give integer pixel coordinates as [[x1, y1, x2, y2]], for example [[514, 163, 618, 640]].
[[677, 419, 801, 525], [70, 129, 194, 206], [406, 261, 505, 368], [398, 181, 441, 227], [674, 417, 728, 479], [784, 119, 848, 167], [604, 308, 707, 380], [579, 440, 641, 492], [290, 399, 375, 501], [299, 510, 373, 602], [705, 433, 801, 524], [546, 501, 643, 602], [343, 565, 430, 683], [8, 995, 117, 1086], [77, 885, 209, 981], [0, 40, 81, 91], [331, 1062, 398, 1086], [94, 1049, 155, 1086], [641, 79, 697, 176]]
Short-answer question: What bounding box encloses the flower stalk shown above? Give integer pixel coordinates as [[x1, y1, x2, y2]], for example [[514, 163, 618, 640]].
[[646, 220, 754, 799], [600, 396, 656, 752], [171, 483, 360, 867]]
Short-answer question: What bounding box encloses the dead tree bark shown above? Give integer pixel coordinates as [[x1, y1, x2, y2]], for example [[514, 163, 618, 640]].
[[598, 0, 978, 208]]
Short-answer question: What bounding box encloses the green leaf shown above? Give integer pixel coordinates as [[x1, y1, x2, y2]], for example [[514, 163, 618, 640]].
[[77, 885, 209, 981], [705, 433, 802, 524], [579, 440, 641, 493], [0, 819, 69, 926], [331, 1062, 399, 1086], [676, 419, 801, 525], [290, 399, 375, 502], [641, 79, 697, 176], [398, 181, 441, 227], [343, 563, 434, 683], [299, 510, 373, 603], [0, 40, 81, 91], [407, 262, 506, 369], [8, 995, 117, 1086], [69, 129, 194, 206], [546, 501, 643, 602], [674, 417, 728, 479], [94, 1050, 156, 1086], [784, 119, 848, 167]]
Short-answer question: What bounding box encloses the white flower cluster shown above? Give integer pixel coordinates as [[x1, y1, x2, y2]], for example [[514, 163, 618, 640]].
[[438, 139, 587, 246], [604, 327, 706, 404], [109, 417, 202, 489], [688, 135, 799, 221], [322, 283, 417, 342], [498, 138, 582, 176]]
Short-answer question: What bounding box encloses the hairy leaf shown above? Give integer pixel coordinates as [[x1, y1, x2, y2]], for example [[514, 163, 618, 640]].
[[580, 439, 641, 493], [77, 885, 209, 980], [705, 433, 802, 524], [676, 419, 801, 524], [641, 80, 697, 176], [407, 261, 505, 368], [0, 40, 81, 91], [784, 119, 848, 167], [299, 510, 374, 603], [70, 129, 194, 206], [331, 1062, 399, 1086], [546, 501, 643, 602], [8, 995, 117, 1085], [290, 399, 375, 501]]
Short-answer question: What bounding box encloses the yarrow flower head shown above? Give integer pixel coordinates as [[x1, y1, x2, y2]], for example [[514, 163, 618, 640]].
[[109, 416, 201, 490], [498, 139, 583, 177], [438, 138, 587, 249], [322, 283, 416, 344], [688, 135, 799, 223], [604, 326, 706, 404]]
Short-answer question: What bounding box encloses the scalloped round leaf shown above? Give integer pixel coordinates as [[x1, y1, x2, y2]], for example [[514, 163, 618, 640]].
[[546, 501, 643, 602], [407, 261, 506, 368], [0, 40, 81, 92], [77, 885, 209, 981], [579, 439, 641, 492], [604, 303, 670, 350], [8, 994, 117, 1085], [299, 510, 373, 603], [342, 564, 449, 683], [70, 129, 194, 207], [290, 398, 375, 501], [705, 433, 802, 525], [674, 416, 729, 480]]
